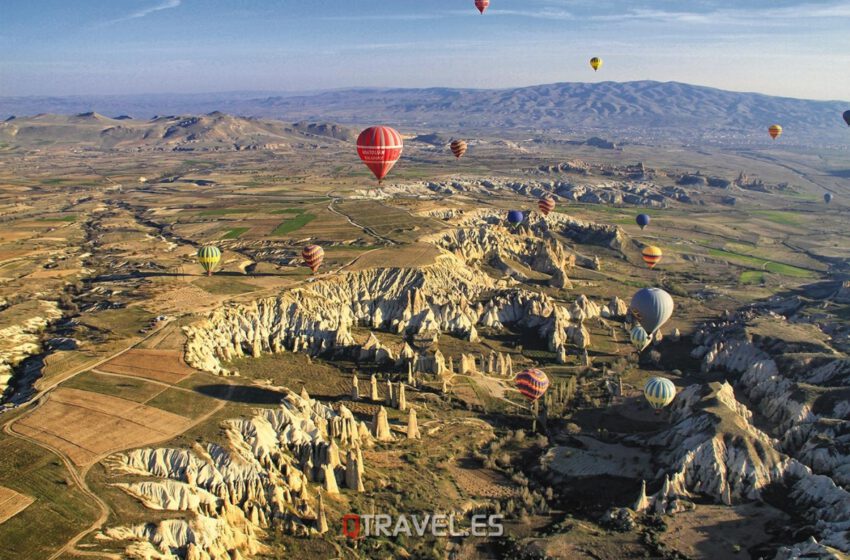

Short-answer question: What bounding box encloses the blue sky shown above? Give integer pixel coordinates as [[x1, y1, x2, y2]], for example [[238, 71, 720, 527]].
[[2, 0, 849, 100]]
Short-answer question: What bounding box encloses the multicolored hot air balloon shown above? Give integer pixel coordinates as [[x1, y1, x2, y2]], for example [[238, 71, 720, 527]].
[[475, 0, 490, 14], [357, 126, 403, 184], [302, 244, 324, 274], [590, 57, 602, 71], [636, 214, 650, 230], [197, 245, 221, 276], [641, 246, 663, 269], [515, 368, 550, 401], [538, 196, 556, 217], [507, 210, 524, 226], [450, 139, 468, 159], [644, 376, 676, 412], [768, 124, 783, 140], [630, 325, 651, 352], [824, 193, 834, 204], [843, 111, 850, 126], [630, 288, 674, 335]]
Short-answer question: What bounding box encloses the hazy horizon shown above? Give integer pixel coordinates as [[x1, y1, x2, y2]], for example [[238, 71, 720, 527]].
[[3, 0, 850, 101]]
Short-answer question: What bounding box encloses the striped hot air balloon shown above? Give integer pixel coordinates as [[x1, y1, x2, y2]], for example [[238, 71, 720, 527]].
[[515, 368, 550, 401], [450, 139, 468, 159], [630, 325, 651, 352], [197, 245, 221, 276], [538, 196, 556, 216], [357, 126, 403, 184], [768, 124, 783, 140], [644, 376, 676, 412], [302, 244, 324, 274], [641, 246, 663, 269], [475, 0, 490, 14]]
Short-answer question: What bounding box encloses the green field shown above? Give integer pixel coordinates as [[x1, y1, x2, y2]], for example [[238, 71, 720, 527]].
[[37, 215, 76, 222], [0, 435, 100, 559], [145, 386, 219, 419], [221, 227, 249, 239], [707, 248, 815, 278], [739, 270, 765, 284], [750, 210, 803, 227], [272, 213, 316, 235], [62, 371, 163, 402], [193, 275, 256, 295], [199, 208, 256, 216]]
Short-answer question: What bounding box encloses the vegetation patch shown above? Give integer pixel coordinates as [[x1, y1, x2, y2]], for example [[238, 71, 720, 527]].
[[272, 213, 316, 235], [221, 227, 249, 239]]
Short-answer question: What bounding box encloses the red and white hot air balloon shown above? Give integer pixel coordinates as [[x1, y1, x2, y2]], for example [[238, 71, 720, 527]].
[[302, 244, 324, 274], [357, 126, 403, 185], [538, 196, 556, 217], [475, 0, 490, 14]]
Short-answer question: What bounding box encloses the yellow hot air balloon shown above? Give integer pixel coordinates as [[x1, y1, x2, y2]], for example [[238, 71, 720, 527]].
[[768, 124, 782, 140], [197, 245, 221, 276], [590, 57, 602, 71], [641, 246, 663, 269]]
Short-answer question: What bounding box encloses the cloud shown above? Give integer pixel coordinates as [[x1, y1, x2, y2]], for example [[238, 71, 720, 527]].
[[99, 0, 181, 26], [589, 1, 850, 25]]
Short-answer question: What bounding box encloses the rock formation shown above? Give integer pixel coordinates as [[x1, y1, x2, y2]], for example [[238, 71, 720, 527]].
[[406, 408, 420, 439], [371, 406, 393, 442]]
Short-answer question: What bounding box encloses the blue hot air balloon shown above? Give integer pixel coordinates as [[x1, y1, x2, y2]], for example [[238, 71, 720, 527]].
[[644, 376, 676, 411], [824, 193, 834, 204], [636, 214, 650, 230], [507, 210, 525, 225], [630, 288, 674, 335]]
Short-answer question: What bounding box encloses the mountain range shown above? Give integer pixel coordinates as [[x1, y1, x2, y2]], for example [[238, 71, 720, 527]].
[[2, 81, 848, 147]]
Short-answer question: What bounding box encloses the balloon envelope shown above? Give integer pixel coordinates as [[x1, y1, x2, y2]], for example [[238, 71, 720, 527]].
[[475, 0, 489, 13], [302, 244, 325, 273], [636, 214, 650, 230], [538, 196, 556, 216], [515, 368, 549, 401], [197, 245, 221, 275], [824, 193, 834, 204], [843, 110, 850, 126], [590, 57, 602, 71], [450, 140, 468, 159], [630, 325, 651, 352], [507, 210, 524, 224], [630, 288, 674, 334], [644, 377, 676, 410], [357, 126, 403, 183], [768, 124, 782, 139], [641, 246, 663, 269]]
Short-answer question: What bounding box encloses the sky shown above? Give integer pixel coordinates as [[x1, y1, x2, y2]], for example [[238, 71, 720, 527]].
[[2, 0, 850, 100]]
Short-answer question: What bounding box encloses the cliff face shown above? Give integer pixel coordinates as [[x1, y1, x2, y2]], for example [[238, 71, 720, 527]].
[[0, 300, 62, 403], [646, 308, 850, 555], [101, 389, 372, 559], [184, 249, 615, 375]]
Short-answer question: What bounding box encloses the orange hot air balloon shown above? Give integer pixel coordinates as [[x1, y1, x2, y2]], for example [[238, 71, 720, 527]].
[[538, 196, 556, 216], [768, 124, 782, 140], [475, 0, 490, 14], [302, 244, 324, 273], [357, 126, 403, 184], [450, 139, 468, 159], [641, 246, 663, 269], [515, 368, 550, 401]]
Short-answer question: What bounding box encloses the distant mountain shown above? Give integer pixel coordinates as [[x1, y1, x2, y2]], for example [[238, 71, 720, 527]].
[[1, 81, 848, 147], [0, 112, 357, 151]]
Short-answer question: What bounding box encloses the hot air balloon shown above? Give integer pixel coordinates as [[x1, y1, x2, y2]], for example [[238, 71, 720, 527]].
[[768, 124, 782, 140], [843, 111, 850, 126], [475, 0, 489, 14], [515, 368, 550, 401], [641, 246, 663, 269], [630, 325, 651, 352], [507, 210, 524, 225], [302, 244, 324, 274], [590, 57, 602, 71], [197, 245, 221, 276], [636, 214, 650, 230], [538, 196, 556, 217], [824, 193, 834, 204], [357, 126, 403, 184], [630, 288, 674, 335], [450, 140, 468, 159], [644, 376, 676, 413]]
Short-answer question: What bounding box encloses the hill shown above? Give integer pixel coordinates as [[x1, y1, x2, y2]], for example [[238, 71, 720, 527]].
[[1, 81, 848, 147]]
